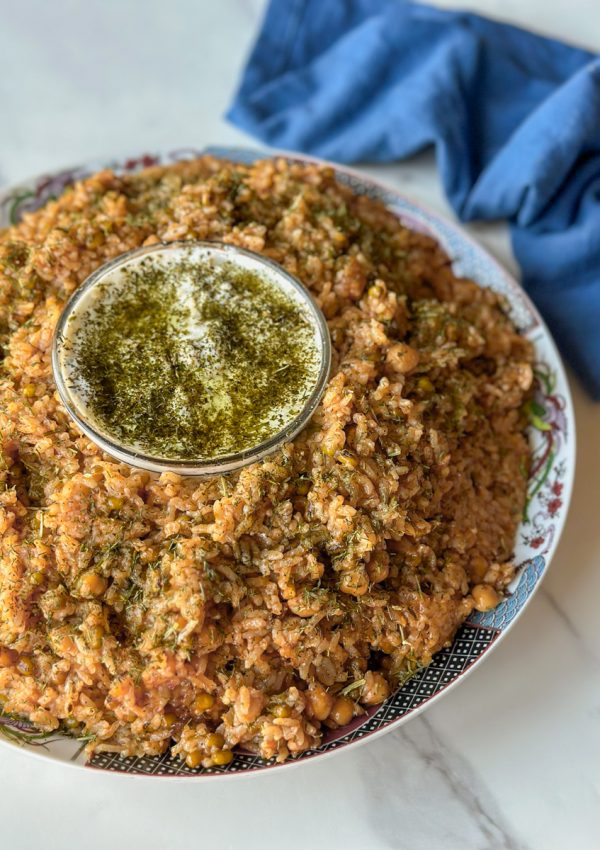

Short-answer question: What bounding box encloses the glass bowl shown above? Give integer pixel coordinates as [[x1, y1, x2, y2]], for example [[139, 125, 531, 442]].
[[51, 240, 332, 476]]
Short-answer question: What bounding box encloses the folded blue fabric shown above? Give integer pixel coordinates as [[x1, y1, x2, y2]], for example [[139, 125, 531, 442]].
[[228, 0, 600, 398]]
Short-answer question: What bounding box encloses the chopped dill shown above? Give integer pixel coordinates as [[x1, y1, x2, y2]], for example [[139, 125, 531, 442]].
[[339, 678, 366, 697]]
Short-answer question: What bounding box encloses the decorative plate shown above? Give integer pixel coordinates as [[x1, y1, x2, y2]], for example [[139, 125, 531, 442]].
[[0, 147, 575, 778]]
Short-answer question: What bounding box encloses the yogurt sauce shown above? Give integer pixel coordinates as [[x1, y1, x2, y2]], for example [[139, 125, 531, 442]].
[[53, 242, 328, 468]]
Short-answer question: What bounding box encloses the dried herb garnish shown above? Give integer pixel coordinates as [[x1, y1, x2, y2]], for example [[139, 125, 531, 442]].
[[63, 253, 321, 459]]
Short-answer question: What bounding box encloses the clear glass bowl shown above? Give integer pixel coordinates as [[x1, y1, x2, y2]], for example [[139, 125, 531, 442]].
[[52, 240, 331, 476]]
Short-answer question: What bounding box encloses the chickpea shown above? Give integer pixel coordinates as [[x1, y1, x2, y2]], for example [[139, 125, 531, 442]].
[[22, 383, 36, 398], [107, 496, 124, 511], [360, 671, 390, 706], [212, 748, 233, 766], [470, 555, 488, 583], [185, 750, 203, 769], [306, 683, 334, 721], [330, 696, 354, 727], [79, 572, 107, 598], [206, 732, 225, 749], [16, 655, 34, 677], [472, 584, 500, 612], [30, 570, 45, 586], [385, 343, 420, 374], [194, 692, 215, 713], [272, 704, 292, 719], [163, 712, 178, 727]]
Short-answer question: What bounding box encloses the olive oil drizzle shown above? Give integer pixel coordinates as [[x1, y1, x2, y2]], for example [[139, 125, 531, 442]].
[[63, 255, 320, 459]]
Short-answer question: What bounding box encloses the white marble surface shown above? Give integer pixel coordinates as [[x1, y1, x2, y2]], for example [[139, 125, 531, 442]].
[[0, 1, 599, 848]]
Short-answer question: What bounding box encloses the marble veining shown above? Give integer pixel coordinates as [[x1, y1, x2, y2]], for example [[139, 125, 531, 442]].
[[360, 717, 530, 850], [540, 587, 600, 666]]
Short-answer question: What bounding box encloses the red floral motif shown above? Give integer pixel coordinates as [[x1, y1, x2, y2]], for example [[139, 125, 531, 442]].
[[552, 482, 563, 496], [123, 154, 158, 171], [547, 498, 562, 517], [530, 535, 545, 549]]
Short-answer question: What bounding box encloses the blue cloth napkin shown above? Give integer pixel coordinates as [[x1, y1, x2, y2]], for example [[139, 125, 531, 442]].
[[228, 0, 600, 398]]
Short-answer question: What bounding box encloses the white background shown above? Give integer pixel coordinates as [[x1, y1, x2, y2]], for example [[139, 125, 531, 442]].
[[1, 2, 599, 848]]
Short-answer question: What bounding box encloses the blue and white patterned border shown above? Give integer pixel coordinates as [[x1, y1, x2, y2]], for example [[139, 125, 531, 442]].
[[469, 556, 546, 630]]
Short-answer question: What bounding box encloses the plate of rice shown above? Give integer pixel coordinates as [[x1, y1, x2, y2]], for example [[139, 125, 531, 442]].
[[0, 147, 575, 778]]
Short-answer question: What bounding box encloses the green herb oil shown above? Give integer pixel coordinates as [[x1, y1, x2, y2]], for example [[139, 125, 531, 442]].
[[63, 254, 321, 459]]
